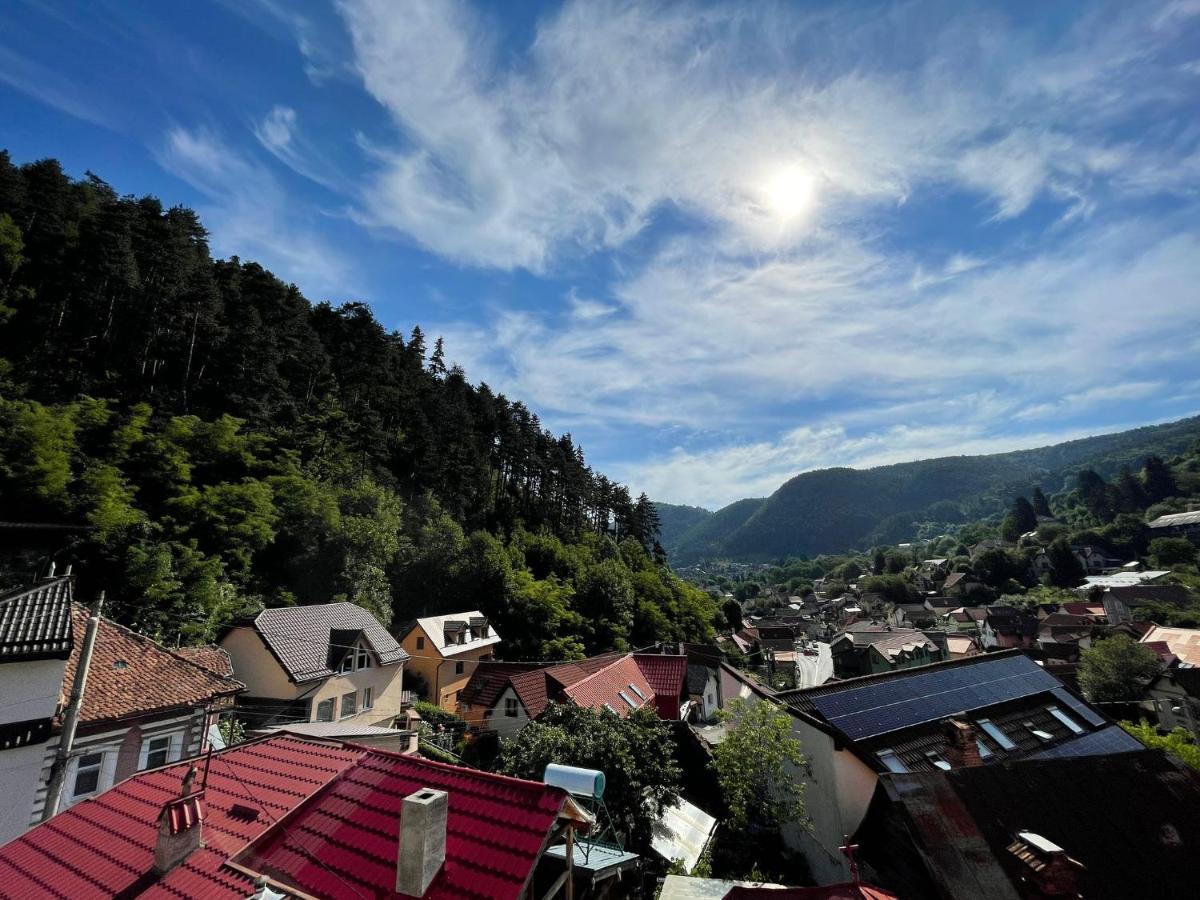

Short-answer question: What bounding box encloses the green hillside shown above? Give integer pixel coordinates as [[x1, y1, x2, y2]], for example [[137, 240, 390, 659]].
[[654, 503, 713, 554], [664, 415, 1200, 564]]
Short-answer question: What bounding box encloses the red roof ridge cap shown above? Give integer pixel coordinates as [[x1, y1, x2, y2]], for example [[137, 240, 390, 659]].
[[347, 741, 572, 795], [561, 653, 633, 692]]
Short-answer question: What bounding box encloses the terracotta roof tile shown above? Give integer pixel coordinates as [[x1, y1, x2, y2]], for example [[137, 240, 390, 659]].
[[562, 656, 655, 718], [63, 605, 243, 726], [174, 645, 235, 678]]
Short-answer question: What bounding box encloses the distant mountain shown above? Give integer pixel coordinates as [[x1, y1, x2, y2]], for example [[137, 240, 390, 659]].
[[659, 415, 1200, 564]]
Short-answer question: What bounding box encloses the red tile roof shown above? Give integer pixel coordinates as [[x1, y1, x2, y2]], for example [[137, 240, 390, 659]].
[[62, 605, 244, 727], [0, 736, 364, 898], [458, 661, 543, 710], [231, 748, 570, 900], [562, 655, 656, 718], [508, 652, 623, 719], [174, 644, 236, 678], [633, 654, 688, 719]]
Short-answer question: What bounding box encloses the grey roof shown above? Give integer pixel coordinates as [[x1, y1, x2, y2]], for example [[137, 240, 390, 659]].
[[0, 576, 74, 662], [253, 603, 407, 683], [1148, 509, 1200, 528]]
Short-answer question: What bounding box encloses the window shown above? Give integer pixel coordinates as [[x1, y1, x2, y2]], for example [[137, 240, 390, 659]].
[[1046, 706, 1084, 735], [1024, 721, 1054, 742], [416, 636, 425, 651], [603, 703, 618, 714], [357, 648, 372, 669], [72, 752, 104, 798], [340, 654, 354, 674], [977, 718, 1016, 751], [142, 735, 174, 770], [362, 687, 374, 710], [618, 690, 638, 708], [925, 751, 952, 771], [505, 697, 519, 718], [341, 691, 358, 718], [628, 683, 647, 701], [976, 739, 993, 760], [877, 749, 909, 773], [454, 661, 465, 676], [316, 699, 335, 722]]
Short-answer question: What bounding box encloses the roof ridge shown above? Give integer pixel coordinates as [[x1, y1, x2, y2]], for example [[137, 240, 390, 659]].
[[777, 648, 1024, 698], [355, 743, 564, 794], [561, 653, 633, 693]]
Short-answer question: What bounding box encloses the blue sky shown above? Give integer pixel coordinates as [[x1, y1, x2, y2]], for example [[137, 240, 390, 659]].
[[3, 0, 1199, 509]]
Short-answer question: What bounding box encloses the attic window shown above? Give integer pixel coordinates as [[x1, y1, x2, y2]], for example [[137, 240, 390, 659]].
[[1046, 706, 1084, 735], [618, 691, 638, 708], [877, 749, 909, 774], [629, 683, 647, 701], [977, 718, 1017, 751], [603, 703, 618, 715], [976, 739, 994, 760], [924, 751, 952, 771], [1025, 722, 1054, 742]]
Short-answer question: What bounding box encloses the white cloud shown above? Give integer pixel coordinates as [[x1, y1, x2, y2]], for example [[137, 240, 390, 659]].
[[156, 126, 353, 299], [252, 105, 345, 191]]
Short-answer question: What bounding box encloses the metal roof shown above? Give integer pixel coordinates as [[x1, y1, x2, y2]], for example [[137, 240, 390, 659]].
[[251, 602, 407, 682], [0, 575, 74, 662], [1148, 509, 1200, 527]]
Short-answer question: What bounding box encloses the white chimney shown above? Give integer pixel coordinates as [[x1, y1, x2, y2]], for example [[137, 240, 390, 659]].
[[396, 788, 448, 897]]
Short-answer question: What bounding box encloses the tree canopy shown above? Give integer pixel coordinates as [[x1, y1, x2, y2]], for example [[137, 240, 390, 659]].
[[1078, 635, 1161, 702]]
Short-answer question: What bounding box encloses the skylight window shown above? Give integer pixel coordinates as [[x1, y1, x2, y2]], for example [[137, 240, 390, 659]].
[[603, 703, 618, 715], [877, 749, 909, 773], [977, 718, 1017, 751], [925, 751, 952, 771], [618, 690, 638, 708], [629, 683, 647, 701], [1025, 722, 1054, 742], [976, 739, 993, 760], [1046, 705, 1084, 735]]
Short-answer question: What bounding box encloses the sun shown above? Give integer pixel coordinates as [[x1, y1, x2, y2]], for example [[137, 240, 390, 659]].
[[764, 165, 816, 220]]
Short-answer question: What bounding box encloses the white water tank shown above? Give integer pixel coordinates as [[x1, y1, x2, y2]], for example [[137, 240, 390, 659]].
[[543, 764, 605, 800]]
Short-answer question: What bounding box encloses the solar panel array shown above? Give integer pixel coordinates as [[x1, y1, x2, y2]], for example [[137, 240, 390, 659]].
[[810, 654, 1076, 741], [1029, 724, 1142, 759]]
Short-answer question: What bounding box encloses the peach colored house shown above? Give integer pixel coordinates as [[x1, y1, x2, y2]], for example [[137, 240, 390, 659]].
[[398, 612, 501, 711]]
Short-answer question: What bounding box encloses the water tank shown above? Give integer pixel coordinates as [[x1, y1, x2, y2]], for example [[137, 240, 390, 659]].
[[543, 764, 606, 800]]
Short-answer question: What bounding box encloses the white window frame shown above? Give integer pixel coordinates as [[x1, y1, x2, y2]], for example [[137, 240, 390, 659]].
[[977, 718, 1016, 751], [71, 751, 106, 799], [139, 732, 182, 771], [340, 691, 358, 719], [362, 687, 374, 710]]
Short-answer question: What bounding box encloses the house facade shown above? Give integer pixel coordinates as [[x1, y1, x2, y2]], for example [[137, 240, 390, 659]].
[[399, 611, 501, 711], [219, 602, 408, 727], [0, 576, 243, 845]]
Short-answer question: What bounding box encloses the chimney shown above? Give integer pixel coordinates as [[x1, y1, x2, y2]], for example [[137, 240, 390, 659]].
[[1007, 831, 1083, 896], [396, 788, 448, 897], [154, 790, 205, 875], [942, 719, 984, 768]]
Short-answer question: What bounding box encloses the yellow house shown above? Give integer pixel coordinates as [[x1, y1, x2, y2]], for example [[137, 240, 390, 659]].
[[399, 612, 502, 711], [219, 603, 409, 728]]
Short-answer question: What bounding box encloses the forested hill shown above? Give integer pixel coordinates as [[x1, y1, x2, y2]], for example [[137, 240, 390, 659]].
[[659, 415, 1200, 564], [0, 151, 718, 657]]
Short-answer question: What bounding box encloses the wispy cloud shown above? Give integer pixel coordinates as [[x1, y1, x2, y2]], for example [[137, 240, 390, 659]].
[[252, 105, 346, 191], [156, 126, 353, 299]]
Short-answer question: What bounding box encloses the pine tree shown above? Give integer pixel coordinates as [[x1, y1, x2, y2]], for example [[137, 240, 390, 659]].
[[1032, 486, 1052, 518], [1142, 455, 1178, 503]]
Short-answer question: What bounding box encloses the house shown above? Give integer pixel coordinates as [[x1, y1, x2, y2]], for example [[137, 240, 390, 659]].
[[1146, 667, 1200, 737], [944, 606, 987, 632], [399, 611, 501, 711], [980, 606, 1036, 650], [942, 572, 985, 598], [0, 576, 242, 845], [769, 651, 1139, 882], [1071, 544, 1119, 575], [829, 628, 942, 678], [0, 733, 593, 899], [456, 660, 543, 730], [1148, 509, 1200, 544], [944, 634, 981, 659], [886, 603, 936, 628], [1095, 583, 1194, 623], [1140, 624, 1200, 667], [854, 750, 1200, 900], [219, 602, 408, 727], [1035, 613, 1096, 652], [465, 652, 688, 739]]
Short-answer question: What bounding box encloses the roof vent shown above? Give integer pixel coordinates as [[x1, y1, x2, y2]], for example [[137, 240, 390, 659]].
[[396, 787, 447, 897]]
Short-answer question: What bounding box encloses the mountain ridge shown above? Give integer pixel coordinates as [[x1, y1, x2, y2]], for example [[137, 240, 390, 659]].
[[657, 414, 1200, 563]]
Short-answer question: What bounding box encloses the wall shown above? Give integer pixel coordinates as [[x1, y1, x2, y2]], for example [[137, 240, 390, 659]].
[[0, 658, 67, 724], [400, 624, 500, 712], [488, 685, 531, 740], [219, 627, 299, 700], [0, 744, 46, 845], [306, 660, 406, 727]]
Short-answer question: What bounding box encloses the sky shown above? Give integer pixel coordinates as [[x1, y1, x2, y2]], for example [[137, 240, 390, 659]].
[[2, 0, 1199, 510]]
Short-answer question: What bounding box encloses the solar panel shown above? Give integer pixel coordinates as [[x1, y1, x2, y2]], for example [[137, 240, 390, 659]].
[[1029, 724, 1143, 758], [810, 654, 1068, 741]]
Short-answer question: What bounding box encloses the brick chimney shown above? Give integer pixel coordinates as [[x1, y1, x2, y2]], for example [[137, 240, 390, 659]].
[[396, 788, 448, 897], [942, 718, 984, 768], [1006, 831, 1083, 896], [154, 790, 205, 875]]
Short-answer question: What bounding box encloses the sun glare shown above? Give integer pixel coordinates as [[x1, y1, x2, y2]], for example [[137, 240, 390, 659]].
[[764, 165, 816, 220]]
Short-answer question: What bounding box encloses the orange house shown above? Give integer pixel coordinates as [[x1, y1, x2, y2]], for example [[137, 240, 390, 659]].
[[398, 612, 501, 711]]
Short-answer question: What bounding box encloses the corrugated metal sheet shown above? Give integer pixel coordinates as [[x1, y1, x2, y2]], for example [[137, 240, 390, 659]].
[[0, 576, 74, 661]]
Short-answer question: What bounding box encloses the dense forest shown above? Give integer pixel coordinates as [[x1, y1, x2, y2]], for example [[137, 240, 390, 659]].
[[659, 415, 1200, 564], [0, 152, 719, 656]]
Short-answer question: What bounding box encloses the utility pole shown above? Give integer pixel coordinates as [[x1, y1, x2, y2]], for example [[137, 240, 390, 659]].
[[42, 590, 105, 822]]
